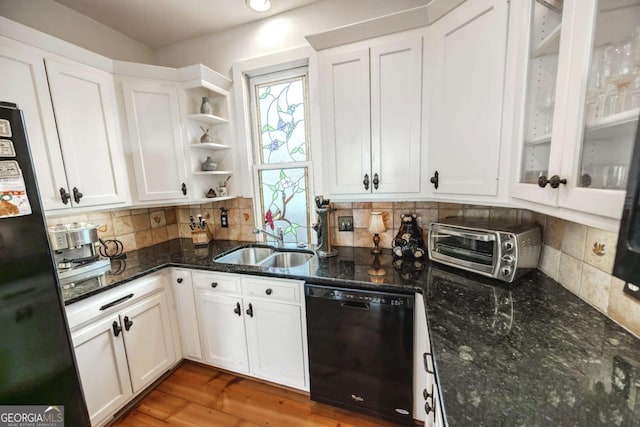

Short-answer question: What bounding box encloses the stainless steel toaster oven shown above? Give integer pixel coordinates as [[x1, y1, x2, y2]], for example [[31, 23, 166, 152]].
[[428, 219, 542, 282]]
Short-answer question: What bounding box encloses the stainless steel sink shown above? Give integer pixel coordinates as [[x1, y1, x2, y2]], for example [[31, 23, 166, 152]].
[[214, 246, 275, 265], [214, 245, 314, 269], [258, 251, 314, 268]]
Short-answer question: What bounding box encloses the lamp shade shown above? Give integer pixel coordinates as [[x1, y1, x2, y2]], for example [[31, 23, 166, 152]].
[[368, 212, 386, 234]]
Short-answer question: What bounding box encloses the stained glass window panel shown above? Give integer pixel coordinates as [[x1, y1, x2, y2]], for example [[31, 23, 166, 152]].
[[259, 167, 310, 244], [256, 76, 309, 164]]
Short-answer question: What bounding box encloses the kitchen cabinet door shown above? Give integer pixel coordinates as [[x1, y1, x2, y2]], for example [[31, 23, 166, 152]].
[[45, 58, 129, 207], [370, 37, 422, 193], [121, 80, 189, 202], [425, 0, 508, 196], [322, 48, 372, 195], [195, 290, 249, 373], [510, 0, 639, 222], [120, 291, 176, 394], [244, 299, 306, 389], [0, 41, 69, 210], [71, 313, 133, 427], [171, 269, 203, 361]]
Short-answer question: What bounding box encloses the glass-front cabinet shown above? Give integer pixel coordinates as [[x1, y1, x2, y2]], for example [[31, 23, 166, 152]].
[[511, 0, 640, 221]]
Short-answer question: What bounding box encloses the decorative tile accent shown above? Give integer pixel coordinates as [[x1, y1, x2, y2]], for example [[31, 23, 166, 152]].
[[579, 264, 611, 313], [583, 227, 617, 274], [561, 222, 587, 260], [558, 253, 583, 294], [539, 245, 560, 281], [150, 210, 166, 228]]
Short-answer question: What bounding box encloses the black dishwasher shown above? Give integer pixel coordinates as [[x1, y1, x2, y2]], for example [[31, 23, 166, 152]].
[[305, 284, 414, 425]]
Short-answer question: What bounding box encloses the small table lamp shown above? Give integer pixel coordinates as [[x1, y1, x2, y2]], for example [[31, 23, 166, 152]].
[[368, 212, 386, 254]]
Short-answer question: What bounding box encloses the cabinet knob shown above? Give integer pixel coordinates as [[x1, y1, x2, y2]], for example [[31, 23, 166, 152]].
[[265, 288, 272, 295], [363, 174, 370, 191], [538, 175, 567, 189], [124, 316, 133, 331], [373, 173, 379, 190], [211, 282, 218, 288], [234, 302, 241, 316], [430, 171, 439, 190], [246, 303, 254, 318], [181, 182, 187, 196], [112, 321, 122, 337], [176, 278, 183, 284], [72, 187, 83, 204], [59, 188, 71, 205], [424, 401, 433, 415]]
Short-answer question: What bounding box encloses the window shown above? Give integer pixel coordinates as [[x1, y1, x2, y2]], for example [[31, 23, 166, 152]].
[[249, 67, 312, 244]]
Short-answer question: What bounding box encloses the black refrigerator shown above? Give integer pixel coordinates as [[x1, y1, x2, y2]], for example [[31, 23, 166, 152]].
[[0, 102, 90, 425]]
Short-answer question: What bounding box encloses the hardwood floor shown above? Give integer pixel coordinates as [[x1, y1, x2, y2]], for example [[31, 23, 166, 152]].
[[114, 361, 403, 426]]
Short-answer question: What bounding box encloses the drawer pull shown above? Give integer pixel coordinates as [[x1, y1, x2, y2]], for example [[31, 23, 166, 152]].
[[100, 293, 134, 311], [265, 288, 272, 295], [112, 321, 122, 337], [211, 282, 218, 288]]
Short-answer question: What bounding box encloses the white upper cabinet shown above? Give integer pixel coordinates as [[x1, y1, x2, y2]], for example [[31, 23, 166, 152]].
[[321, 36, 422, 197], [121, 80, 189, 202], [424, 0, 509, 197], [0, 41, 68, 211], [510, 0, 640, 221], [45, 57, 130, 208]]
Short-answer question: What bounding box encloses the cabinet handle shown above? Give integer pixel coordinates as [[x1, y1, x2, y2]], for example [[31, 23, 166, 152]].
[[363, 174, 370, 190], [176, 278, 183, 284], [234, 302, 241, 316], [181, 182, 187, 196], [423, 352, 434, 374], [211, 282, 218, 288], [99, 293, 134, 311], [72, 187, 83, 204], [265, 288, 272, 295], [424, 400, 433, 415], [537, 175, 567, 189], [59, 188, 71, 205], [430, 171, 439, 190], [112, 321, 122, 337], [124, 316, 133, 331], [373, 173, 379, 190], [246, 303, 254, 318]]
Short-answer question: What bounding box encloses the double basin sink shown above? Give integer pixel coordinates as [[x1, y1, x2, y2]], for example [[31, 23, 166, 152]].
[[213, 244, 314, 269]]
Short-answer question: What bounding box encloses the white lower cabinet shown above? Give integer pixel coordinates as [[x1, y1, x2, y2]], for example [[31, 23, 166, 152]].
[[170, 268, 203, 361], [192, 271, 308, 390], [66, 272, 177, 426], [414, 292, 444, 426], [72, 313, 132, 426]]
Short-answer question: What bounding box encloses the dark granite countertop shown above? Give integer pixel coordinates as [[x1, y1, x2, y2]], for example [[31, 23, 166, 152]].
[[61, 238, 640, 426]]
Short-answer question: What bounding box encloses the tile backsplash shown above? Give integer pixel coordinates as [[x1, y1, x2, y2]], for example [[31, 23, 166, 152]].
[[48, 198, 639, 337]]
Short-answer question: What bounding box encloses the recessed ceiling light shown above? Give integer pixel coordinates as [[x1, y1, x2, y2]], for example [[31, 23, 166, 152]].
[[246, 0, 271, 12]]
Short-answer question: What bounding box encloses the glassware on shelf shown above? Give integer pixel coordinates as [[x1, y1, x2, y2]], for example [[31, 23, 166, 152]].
[[586, 52, 609, 121], [603, 165, 628, 189], [535, 85, 555, 134]]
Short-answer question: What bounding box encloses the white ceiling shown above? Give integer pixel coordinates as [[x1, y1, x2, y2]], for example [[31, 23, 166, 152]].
[[53, 0, 320, 48]]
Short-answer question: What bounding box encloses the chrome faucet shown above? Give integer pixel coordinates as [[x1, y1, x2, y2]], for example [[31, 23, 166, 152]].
[[253, 227, 284, 247]]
